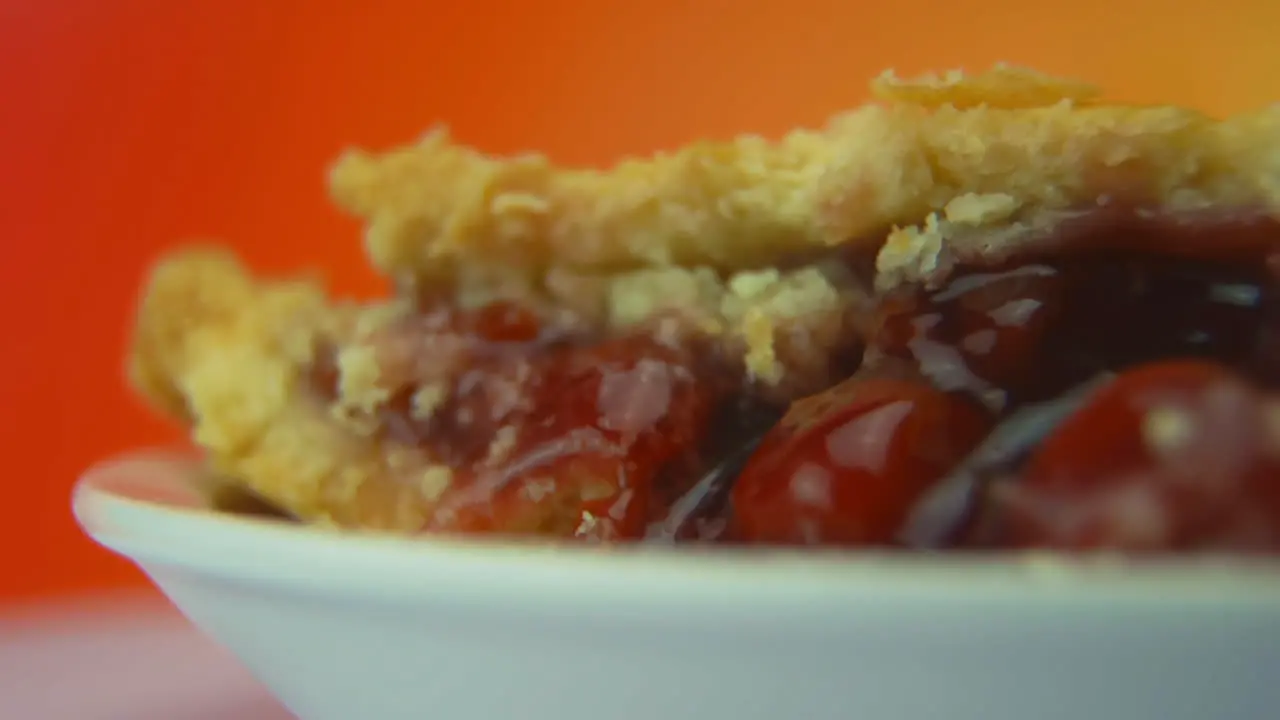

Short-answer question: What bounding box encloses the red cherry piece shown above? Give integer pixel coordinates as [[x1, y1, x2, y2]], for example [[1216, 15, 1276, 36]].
[[731, 377, 993, 546], [1023, 360, 1238, 488], [870, 265, 1062, 398], [995, 360, 1280, 552], [466, 301, 543, 343], [425, 333, 718, 541]]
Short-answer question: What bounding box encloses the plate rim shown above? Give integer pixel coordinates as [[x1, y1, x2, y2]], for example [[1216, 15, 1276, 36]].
[[73, 449, 1280, 612]]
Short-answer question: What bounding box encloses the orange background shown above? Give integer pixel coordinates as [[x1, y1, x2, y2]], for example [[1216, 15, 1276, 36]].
[[2, 0, 1276, 602]]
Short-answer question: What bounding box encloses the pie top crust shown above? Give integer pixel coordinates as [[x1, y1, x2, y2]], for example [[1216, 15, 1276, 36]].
[[328, 64, 1278, 293]]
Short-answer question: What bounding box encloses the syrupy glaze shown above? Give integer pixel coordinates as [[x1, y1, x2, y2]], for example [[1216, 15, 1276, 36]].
[[297, 213, 1280, 555], [712, 216, 1280, 553], [870, 250, 1278, 411]]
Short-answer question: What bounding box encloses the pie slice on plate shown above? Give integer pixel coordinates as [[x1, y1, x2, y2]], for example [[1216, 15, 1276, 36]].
[[128, 65, 1280, 552]]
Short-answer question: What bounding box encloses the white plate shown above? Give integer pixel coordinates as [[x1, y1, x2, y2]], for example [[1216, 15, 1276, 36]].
[[74, 450, 1280, 720]]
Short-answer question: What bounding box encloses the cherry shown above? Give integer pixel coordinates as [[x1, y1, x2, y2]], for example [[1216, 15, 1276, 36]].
[[320, 298, 725, 541], [464, 300, 543, 344], [730, 375, 993, 546], [990, 360, 1280, 552], [424, 332, 721, 541], [871, 265, 1062, 403]]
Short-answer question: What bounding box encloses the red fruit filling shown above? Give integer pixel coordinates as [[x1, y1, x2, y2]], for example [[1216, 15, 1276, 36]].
[[307, 215, 1280, 554]]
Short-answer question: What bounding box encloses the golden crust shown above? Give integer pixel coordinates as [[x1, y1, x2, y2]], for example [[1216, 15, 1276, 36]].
[[132, 65, 1280, 532], [328, 127, 832, 282], [870, 64, 1102, 109], [129, 251, 439, 529], [329, 65, 1279, 294]]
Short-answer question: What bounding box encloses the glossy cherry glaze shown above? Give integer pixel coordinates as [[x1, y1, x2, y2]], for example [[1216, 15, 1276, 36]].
[[718, 236, 1280, 551], [729, 375, 991, 546], [870, 250, 1278, 411], [986, 360, 1280, 552], [431, 337, 724, 539]]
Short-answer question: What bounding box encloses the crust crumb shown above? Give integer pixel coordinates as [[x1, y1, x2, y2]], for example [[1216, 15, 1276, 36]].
[[872, 64, 1101, 109]]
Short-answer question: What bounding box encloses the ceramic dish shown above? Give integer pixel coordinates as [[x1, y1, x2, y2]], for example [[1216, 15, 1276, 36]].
[[75, 450, 1280, 720]]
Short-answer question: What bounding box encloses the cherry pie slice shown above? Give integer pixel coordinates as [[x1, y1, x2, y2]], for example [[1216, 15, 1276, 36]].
[[129, 65, 1280, 553]]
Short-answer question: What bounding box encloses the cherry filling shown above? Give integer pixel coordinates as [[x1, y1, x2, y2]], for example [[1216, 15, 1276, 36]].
[[722, 224, 1280, 553], [730, 376, 993, 546], [418, 332, 729, 540], [303, 218, 1280, 554], [311, 305, 740, 541], [869, 250, 1278, 409], [994, 360, 1280, 551]]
